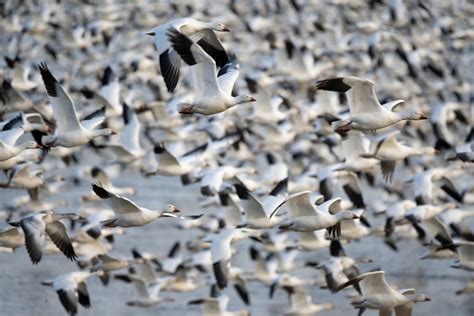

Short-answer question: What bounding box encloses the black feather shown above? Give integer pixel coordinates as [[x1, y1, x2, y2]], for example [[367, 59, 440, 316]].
[[38, 63, 58, 97]]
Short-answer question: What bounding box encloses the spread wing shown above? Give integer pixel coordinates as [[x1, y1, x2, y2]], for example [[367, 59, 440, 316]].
[[168, 28, 221, 97], [39, 63, 83, 133]]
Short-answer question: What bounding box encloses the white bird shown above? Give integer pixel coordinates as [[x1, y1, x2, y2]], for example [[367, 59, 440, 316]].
[[106, 103, 146, 164], [272, 193, 359, 238], [91, 183, 201, 227], [146, 18, 230, 93], [282, 286, 334, 315], [38, 63, 115, 147], [168, 29, 256, 115], [188, 285, 249, 316], [315, 76, 427, 132], [117, 274, 173, 307], [363, 131, 437, 182], [41, 270, 103, 316], [410, 168, 463, 205], [0, 119, 39, 161], [8, 210, 80, 264], [233, 182, 291, 229], [337, 271, 431, 315]]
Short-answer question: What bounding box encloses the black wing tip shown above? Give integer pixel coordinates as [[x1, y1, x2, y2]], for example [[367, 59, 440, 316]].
[[159, 50, 180, 93], [38, 62, 58, 97], [122, 102, 131, 124], [234, 183, 249, 200], [2, 113, 23, 131], [167, 29, 197, 66], [101, 66, 115, 85], [315, 78, 351, 93], [92, 183, 110, 199]]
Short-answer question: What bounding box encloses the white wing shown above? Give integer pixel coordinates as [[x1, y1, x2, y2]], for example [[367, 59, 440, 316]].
[[39, 64, 83, 133]]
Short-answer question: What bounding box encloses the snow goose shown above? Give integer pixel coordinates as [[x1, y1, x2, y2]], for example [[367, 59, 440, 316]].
[[337, 271, 431, 315], [0, 79, 33, 111], [145, 143, 200, 177], [167, 29, 256, 115], [272, 192, 359, 239], [80, 66, 122, 119], [8, 210, 81, 264], [4, 56, 38, 91], [338, 131, 379, 173], [146, 18, 230, 92], [409, 167, 464, 205], [245, 77, 289, 123], [91, 183, 201, 227], [118, 274, 174, 307], [0, 117, 39, 161], [38, 63, 115, 147], [210, 228, 236, 289], [208, 228, 257, 290], [282, 286, 334, 315], [188, 284, 249, 316], [233, 182, 290, 229], [105, 103, 146, 164], [314, 240, 372, 293], [362, 131, 437, 182], [200, 166, 256, 196], [314, 76, 427, 132], [41, 270, 103, 315]]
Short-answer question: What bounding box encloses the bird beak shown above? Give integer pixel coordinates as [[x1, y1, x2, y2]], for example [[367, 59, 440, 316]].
[[146, 32, 155, 36], [111, 130, 117, 135], [249, 96, 257, 102], [222, 27, 231, 32], [419, 114, 428, 120], [352, 214, 360, 219], [172, 207, 180, 213], [424, 296, 432, 301]]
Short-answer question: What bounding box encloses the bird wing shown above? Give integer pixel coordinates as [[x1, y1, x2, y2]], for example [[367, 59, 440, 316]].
[[315, 76, 382, 114], [192, 29, 229, 68], [57, 288, 78, 315], [201, 168, 225, 196], [342, 131, 369, 161], [21, 214, 46, 264], [358, 271, 397, 296], [168, 28, 221, 97], [77, 281, 91, 308], [344, 77, 383, 114], [121, 103, 142, 153], [45, 221, 77, 261], [38, 63, 83, 133], [216, 56, 239, 96], [92, 184, 142, 214], [132, 277, 151, 299], [373, 131, 401, 155], [234, 183, 267, 219], [0, 128, 24, 146], [423, 216, 452, 246], [284, 191, 318, 217], [81, 107, 106, 130], [382, 99, 405, 111]]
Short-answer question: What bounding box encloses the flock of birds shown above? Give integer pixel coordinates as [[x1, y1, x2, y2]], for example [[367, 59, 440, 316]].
[[1, 0, 473, 315]]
